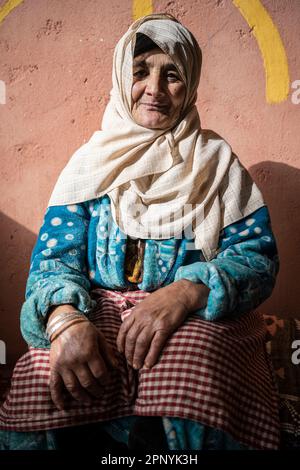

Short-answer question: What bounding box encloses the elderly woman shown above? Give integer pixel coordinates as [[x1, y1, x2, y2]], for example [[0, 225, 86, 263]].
[[0, 13, 279, 451]]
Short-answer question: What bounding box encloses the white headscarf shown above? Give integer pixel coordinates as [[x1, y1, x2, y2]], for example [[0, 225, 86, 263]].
[[48, 13, 264, 260]]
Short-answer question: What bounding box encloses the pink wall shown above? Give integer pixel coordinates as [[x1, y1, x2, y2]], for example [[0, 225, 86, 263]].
[[0, 0, 299, 366]]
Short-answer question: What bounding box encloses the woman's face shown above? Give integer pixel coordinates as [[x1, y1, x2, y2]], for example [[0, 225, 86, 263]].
[[131, 48, 186, 130]]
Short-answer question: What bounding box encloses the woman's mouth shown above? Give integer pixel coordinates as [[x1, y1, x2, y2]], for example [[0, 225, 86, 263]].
[[141, 103, 168, 112]]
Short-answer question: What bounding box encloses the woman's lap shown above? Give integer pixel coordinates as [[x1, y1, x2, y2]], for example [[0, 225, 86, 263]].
[[0, 289, 279, 449]]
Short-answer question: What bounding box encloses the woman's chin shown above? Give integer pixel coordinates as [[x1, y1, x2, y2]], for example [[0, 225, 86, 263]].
[[137, 115, 171, 130]]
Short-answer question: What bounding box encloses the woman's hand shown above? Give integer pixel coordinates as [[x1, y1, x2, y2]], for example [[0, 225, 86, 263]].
[[116, 280, 209, 371], [48, 309, 118, 410]]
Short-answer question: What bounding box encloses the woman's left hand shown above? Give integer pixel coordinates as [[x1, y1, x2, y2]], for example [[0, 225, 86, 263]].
[[116, 279, 209, 370]]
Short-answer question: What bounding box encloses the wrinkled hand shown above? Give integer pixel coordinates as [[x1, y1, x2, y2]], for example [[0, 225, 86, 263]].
[[49, 320, 118, 410], [116, 280, 209, 370]]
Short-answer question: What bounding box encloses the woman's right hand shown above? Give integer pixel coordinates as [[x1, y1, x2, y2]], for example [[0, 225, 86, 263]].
[[48, 309, 119, 410]]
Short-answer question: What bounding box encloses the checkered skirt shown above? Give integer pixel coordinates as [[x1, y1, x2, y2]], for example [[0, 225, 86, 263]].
[[0, 288, 279, 449]]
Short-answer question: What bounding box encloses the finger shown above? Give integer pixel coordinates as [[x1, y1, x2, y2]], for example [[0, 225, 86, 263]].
[[124, 324, 141, 367], [50, 369, 67, 411], [116, 314, 135, 354], [74, 364, 104, 398], [96, 332, 119, 370], [132, 328, 154, 370], [61, 369, 93, 405], [143, 330, 169, 369], [88, 353, 110, 384]]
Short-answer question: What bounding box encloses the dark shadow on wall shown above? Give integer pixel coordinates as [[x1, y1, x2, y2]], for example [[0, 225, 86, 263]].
[[0, 212, 36, 380], [249, 161, 300, 318]]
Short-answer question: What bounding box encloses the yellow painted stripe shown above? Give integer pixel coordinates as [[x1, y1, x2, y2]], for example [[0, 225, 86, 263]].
[[233, 0, 289, 104], [133, 0, 153, 21], [0, 0, 24, 25]]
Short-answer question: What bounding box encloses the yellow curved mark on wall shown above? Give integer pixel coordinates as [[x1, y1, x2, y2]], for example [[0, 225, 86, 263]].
[[133, 0, 153, 21], [233, 0, 290, 104], [1, 0, 290, 105], [0, 0, 24, 25]]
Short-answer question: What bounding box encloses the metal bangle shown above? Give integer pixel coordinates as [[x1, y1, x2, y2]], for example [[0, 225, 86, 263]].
[[46, 310, 82, 329], [46, 312, 86, 340], [49, 318, 88, 343], [47, 315, 87, 341]]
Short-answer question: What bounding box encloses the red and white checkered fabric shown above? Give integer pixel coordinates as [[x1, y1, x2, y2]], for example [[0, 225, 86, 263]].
[[0, 288, 279, 449]]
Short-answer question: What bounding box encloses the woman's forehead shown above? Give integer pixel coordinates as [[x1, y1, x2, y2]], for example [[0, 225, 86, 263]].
[[133, 49, 177, 68]]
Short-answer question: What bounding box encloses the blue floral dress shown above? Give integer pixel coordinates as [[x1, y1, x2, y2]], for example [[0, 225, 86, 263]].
[[0, 195, 279, 450]]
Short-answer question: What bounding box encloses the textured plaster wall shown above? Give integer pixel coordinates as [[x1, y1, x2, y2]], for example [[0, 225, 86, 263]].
[[0, 0, 299, 366]]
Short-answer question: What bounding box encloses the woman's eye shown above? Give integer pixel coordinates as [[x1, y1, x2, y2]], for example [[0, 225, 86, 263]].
[[133, 69, 147, 79], [166, 73, 180, 82]]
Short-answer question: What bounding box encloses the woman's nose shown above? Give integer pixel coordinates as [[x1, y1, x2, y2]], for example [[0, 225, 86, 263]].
[[145, 73, 164, 96]]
